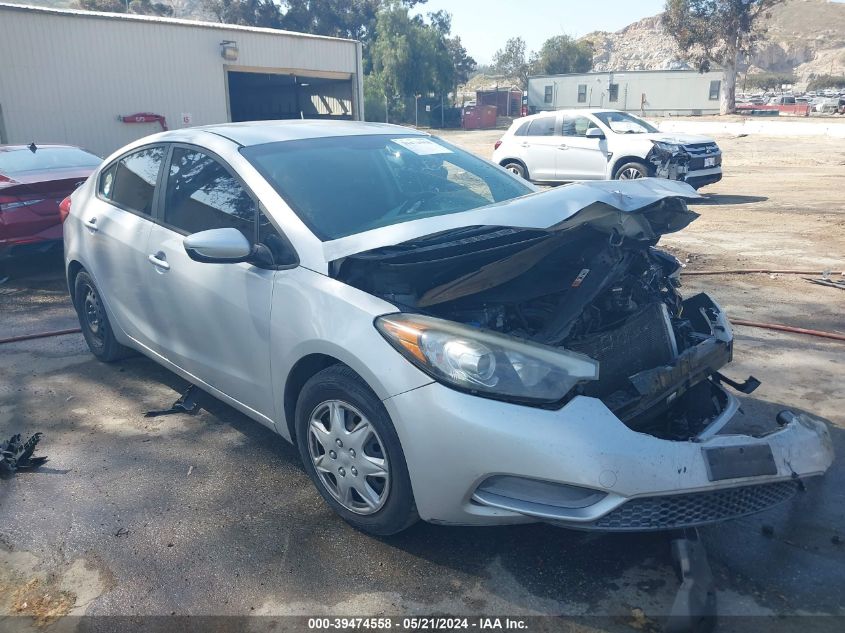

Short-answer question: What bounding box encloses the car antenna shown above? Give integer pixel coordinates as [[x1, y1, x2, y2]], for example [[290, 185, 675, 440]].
[[28, 142, 37, 153]]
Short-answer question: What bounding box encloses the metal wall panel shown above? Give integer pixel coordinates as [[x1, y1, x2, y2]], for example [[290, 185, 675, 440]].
[[0, 4, 362, 157], [528, 70, 724, 116]]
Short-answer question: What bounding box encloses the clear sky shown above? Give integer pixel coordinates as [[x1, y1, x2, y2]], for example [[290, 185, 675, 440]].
[[412, 0, 672, 65]]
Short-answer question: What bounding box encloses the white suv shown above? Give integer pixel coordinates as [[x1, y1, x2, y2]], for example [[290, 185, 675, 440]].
[[492, 109, 722, 189]]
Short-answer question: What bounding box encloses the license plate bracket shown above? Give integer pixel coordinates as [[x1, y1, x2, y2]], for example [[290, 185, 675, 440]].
[[704, 157, 716, 167], [703, 444, 777, 481]]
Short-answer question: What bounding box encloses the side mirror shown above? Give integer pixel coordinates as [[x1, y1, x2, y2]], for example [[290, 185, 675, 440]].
[[585, 128, 605, 139], [184, 228, 252, 264]]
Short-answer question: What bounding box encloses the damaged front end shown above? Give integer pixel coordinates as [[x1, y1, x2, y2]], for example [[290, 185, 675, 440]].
[[335, 180, 833, 531], [647, 141, 691, 181], [337, 193, 739, 440]]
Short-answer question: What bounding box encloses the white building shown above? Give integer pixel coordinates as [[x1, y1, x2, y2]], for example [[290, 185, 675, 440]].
[[527, 70, 724, 116], [0, 3, 364, 156]]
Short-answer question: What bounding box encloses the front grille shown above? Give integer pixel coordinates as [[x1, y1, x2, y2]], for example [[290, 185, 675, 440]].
[[684, 142, 721, 170], [688, 155, 722, 170], [593, 481, 797, 531]]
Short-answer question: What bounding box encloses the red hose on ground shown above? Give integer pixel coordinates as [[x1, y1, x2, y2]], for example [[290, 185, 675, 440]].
[[731, 319, 845, 342], [0, 328, 82, 345]]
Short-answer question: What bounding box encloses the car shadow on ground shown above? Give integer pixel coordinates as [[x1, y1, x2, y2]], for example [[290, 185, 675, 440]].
[[694, 194, 769, 205]]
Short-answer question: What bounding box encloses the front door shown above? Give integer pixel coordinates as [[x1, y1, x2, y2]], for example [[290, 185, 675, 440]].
[[556, 115, 609, 180], [143, 145, 276, 418]]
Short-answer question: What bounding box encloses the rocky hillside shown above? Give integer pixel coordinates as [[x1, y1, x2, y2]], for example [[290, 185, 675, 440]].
[[581, 0, 845, 86]]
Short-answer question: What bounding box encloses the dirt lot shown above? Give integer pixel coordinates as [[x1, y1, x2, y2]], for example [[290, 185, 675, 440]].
[[1, 126, 843, 632]]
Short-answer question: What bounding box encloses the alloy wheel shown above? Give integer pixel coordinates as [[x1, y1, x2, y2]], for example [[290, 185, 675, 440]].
[[618, 167, 644, 180], [307, 400, 390, 515]]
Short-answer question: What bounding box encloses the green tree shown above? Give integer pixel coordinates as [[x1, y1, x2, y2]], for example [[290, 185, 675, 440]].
[[368, 3, 456, 121], [662, 0, 784, 115], [531, 35, 593, 76], [76, 0, 174, 16], [203, 0, 282, 26], [492, 37, 529, 89], [743, 72, 796, 91], [806, 75, 845, 91]]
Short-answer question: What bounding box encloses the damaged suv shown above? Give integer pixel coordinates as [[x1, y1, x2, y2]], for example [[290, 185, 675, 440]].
[[64, 121, 831, 535], [493, 109, 723, 189]]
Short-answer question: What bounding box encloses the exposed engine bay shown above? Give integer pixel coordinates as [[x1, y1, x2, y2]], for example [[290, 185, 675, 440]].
[[334, 199, 737, 440]]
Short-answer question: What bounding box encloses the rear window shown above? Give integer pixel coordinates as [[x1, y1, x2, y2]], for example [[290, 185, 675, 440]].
[[0, 147, 101, 177], [241, 134, 532, 241]]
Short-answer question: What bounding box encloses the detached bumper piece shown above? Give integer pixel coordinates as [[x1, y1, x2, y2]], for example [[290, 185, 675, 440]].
[[592, 480, 798, 532]]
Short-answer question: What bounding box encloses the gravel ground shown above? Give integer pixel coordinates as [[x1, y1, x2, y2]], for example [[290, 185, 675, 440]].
[[1, 126, 843, 632]]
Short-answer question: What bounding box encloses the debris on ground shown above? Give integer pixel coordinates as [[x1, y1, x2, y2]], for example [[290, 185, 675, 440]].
[[10, 577, 76, 626], [144, 384, 201, 418], [0, 432, 48, 475], [804, 276, 845, 291]]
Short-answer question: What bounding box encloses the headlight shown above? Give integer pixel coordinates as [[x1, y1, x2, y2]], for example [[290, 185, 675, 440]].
[[652, 140, 682, 153], [375, 313, 599, 404]]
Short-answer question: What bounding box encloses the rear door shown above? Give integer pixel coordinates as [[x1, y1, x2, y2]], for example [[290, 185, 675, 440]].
[[556, 114, 609, 180], [143, 145, 276, 417], [520, 114, 560, 181], [84, 145, 165, 347]]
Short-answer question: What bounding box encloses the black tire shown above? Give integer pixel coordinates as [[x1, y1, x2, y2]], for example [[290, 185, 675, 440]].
[[73, 270, 132, 362], [295, 364, 418, 536], [614, 161, 650, 180], [501, 160, 528, 180]]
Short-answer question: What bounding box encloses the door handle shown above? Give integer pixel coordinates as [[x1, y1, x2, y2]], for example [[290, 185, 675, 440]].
[[520, 142, 530, 148], [147, 252, 170, 271], [83, 217, 98, 231], [557, 144, 569, 150]]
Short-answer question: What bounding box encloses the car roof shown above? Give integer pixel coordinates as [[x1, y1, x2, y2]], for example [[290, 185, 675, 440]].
[[0, 143, 87, 152], [184, 120, 427, 147]]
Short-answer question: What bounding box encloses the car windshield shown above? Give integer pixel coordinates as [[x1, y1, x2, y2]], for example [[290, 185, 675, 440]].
[[0, 146, 101, 176], [593, 111, 659, 134], [241, 134, 533, 241]]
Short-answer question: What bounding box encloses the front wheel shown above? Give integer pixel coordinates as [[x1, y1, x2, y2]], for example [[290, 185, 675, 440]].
[[295, 365, 418, 536], [614, 161, 649, 180]]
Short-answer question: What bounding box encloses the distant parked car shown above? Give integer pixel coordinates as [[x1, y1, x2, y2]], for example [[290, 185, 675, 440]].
[[0, 143, 100, 260], [768, 95, 796, 106], [492, 109, 722, 189]]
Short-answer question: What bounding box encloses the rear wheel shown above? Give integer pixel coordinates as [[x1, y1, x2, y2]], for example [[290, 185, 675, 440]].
[[501, 160, 527, 180], [73, 271, 131, 362], [295, 365, 418, 535], [614, 161, 649, 180]]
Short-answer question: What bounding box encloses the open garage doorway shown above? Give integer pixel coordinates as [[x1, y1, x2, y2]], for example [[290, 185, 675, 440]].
[[227, 70, 355, 122]]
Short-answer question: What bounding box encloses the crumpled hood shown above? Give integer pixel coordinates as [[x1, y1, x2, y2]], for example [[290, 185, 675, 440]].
[[323, 178, 701, 262], [643, 132, 716, 145]]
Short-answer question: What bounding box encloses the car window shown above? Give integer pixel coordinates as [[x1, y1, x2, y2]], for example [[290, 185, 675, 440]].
[[593, 111, 659, 134], [259, 211, 297, 266], [526, 116, 556, 136], [513, 120, 531, 136], [561, 115, 597, 137], [163, 147, 256, 239], [108, 146, 165, 216], [0, 146, 101, 177], [241, 134, 532, 241]]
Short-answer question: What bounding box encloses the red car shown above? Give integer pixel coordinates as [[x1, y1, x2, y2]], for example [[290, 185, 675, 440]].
[[0, 143, 101, 260]]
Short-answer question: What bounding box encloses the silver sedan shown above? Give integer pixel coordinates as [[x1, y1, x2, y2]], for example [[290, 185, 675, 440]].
[[62, 121, 833, 535]]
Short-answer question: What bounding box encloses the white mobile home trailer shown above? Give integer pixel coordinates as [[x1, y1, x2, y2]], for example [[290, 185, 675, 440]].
[[528, 70, 724, 116], [0, 3, 364, 157]]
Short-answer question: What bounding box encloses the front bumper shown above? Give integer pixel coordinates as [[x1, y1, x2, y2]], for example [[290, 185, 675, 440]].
[[685, 169, 723, 189], [384, 383, 833, 529]]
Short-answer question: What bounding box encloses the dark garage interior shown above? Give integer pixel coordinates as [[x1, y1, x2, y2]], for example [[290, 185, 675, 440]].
[[227, 70, 354, 122]]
